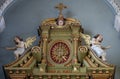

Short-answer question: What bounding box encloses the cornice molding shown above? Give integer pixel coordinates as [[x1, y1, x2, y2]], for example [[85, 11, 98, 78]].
[[0, 0, 13, 16], [107, 0, 120, 15]]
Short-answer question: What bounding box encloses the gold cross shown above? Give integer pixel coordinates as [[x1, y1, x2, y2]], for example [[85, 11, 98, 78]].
[[55, 3, 67, 15]]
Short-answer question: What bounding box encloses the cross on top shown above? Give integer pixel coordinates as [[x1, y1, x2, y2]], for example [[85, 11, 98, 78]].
[[55, 3, 67, 15]]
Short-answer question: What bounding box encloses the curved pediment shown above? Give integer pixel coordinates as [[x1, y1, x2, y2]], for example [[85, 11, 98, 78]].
[[41, 18, 81, 29]]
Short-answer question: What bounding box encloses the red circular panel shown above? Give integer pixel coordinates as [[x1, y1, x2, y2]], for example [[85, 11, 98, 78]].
[[50, 42, 70, 64]]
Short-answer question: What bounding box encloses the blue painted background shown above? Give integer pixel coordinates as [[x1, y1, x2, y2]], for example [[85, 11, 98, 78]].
[[0, 0, 120, 79]]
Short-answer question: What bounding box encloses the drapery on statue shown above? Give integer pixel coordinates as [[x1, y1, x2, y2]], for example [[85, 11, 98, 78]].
[[6, 36, 36, 59]]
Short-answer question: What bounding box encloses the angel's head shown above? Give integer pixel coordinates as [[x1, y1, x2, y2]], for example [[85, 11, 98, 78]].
[[94, 34, 103, 43], [14, 36, 23, 44], [56, 14, 65, 26]]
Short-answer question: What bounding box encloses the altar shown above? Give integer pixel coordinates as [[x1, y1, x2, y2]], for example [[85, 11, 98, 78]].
[[3, 3, 115, 79]]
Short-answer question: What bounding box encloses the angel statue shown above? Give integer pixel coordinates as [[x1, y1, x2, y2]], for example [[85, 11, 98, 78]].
[[6, 36, 36, 59], [91, 34, 111, 61]]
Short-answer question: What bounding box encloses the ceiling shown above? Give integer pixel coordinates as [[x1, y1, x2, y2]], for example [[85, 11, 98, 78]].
[[0, 0, 120, 15]]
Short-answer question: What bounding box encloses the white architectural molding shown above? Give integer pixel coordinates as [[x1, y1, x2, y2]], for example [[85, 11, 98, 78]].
[[107, 0, 120, 15], [0, 0, 13, 32], [0, 0, 13, 15], [114, 14, 120, 32], [0, 16, 5, 32], [0, 0, 13, 16], [107, 0, 120, 32]]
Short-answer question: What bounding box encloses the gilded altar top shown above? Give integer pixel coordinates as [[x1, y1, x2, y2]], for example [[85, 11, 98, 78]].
[[41, 3, 81, 29]]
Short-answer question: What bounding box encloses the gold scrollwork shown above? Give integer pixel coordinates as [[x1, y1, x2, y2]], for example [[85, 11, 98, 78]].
[[78, 46, 88, 53]]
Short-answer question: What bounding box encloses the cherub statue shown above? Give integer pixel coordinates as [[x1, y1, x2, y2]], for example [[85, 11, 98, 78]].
[[91, 34, 110, 61], [6, 36, 36, 59], [56, 14, 66, 26]]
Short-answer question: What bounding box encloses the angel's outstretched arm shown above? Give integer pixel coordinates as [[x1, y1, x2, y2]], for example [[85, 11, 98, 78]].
[[101, 45, 111, 50], [6, 47, 17, 50]]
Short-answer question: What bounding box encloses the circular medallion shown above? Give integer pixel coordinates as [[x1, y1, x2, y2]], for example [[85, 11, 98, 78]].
[[50, 42, 70, 64]]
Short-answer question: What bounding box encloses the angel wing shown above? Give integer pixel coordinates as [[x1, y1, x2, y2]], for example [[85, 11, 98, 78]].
[[24, 36, 36, 48], [80, 33, 91, 46]]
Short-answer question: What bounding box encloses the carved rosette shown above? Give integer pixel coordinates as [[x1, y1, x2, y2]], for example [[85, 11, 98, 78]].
[[47, 40, 73, 66], [50, 42, 70, 64]]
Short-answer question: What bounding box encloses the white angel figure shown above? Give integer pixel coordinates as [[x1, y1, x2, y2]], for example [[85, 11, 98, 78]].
[[91, 34, 110, 61], [6, 36, 36, 59]]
